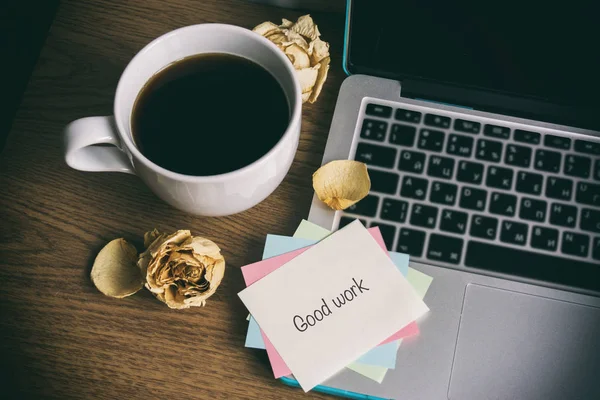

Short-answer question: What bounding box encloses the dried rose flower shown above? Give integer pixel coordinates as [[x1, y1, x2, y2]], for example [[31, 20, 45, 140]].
[[137, 229, 226, 309], [253, 14, 330, 104]]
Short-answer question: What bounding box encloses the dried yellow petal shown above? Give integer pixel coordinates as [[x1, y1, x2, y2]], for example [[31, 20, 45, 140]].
[[284, 44, 310, 69], [280, 18, 294, 28], [253, 21, 281, 36], [91, 238, 143, 298], [308, 56, 330, 104], [309, 38, 330, 64], [296, 64, 320, 93], [312, 160, 371, 210], [291, 14, 321, 41]]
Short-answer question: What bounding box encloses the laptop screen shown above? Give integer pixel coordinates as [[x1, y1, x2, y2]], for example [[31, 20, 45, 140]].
[[347, 0, 600, 120]]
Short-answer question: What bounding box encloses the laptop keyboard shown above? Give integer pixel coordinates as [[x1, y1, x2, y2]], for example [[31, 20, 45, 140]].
[[341, 99, 600, 292]]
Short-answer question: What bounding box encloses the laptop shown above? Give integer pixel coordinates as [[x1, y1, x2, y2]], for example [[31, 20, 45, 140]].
[[307, 1, 600, 399]]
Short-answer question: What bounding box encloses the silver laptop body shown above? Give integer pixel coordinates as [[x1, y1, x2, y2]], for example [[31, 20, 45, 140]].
[[307, 74, 600, 400]]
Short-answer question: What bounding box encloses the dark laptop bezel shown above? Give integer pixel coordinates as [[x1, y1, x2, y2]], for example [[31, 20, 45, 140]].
[[343, 0, 600, 131]]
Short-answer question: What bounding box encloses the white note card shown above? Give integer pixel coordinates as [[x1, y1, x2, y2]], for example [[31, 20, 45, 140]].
[[238, 220, 429, 391]]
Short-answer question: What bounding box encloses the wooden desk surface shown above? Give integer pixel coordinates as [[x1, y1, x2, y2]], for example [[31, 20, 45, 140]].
[[0, 1, 347, 398]]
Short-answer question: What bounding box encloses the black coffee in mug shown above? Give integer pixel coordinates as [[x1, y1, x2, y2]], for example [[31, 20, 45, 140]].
[[131, 53, 290, 176]]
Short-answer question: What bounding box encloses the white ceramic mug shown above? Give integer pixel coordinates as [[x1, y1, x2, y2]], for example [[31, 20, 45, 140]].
[[64, 24, 301, 216]]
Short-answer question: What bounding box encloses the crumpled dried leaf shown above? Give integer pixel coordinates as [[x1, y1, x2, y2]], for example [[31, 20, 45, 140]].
[[253, 14, 330, 103], [91, 238, 143, 298], [291, 15, 321, 41], [312, 160, 371, 210], [137, 230, 226, 309]]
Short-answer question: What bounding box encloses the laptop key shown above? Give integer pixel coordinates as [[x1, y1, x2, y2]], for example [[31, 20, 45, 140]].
[[484, 124, 510, 139], [390, 124, 417, 147], [410, 203, 438, 229], [345, 194, 379, 217], [454, 119, 481, 134], [470, 214, 498, 240], [400, 176, 428, 200], [440, 209, 468, 234], [360, 119, 388, 142], [593, 237, 600, 260], [457, 161, 484, 184], [581, 208, 600, 233], [519, 197, 547, 222], [427, 233, 463, 264], [549, 203, 577, 228], [531, 226, 559, 251], [427, 155, 455, 179], [516, 171, 543, 195], [465, 241, 600, 291], [459, 186, 487, 211], [355, 142, 397, 168], [485, 166, 513, 190], [365, 103, 392, 118], [430, 181, 458, 205], [424, 113, 451, 129], [395, 108, 422, 124], [369, 222, 396, 250], [447, 134, 474, 157], [534, 149, 561, 173], [475, 138, 502, 162], [561, 231, 589, 257], [397, 150, 425, 174], [396, 228, 426, 257], [339, 216, 366, 229], [594, 159, 600, 181], [417, 129, 445, 152], [576, 182, 600, 206], [514, 129, 541, 144], [574, 139, 600, 155], [504, 144, 532, 168], [564, 154, 591, 178], [544, 134, 571, 150], [380, 198, 409, 223], [489, 192, 517, 217], [500, 221, 528, 246], [545, 176, 573, 200], [368, 169, 400, 195]]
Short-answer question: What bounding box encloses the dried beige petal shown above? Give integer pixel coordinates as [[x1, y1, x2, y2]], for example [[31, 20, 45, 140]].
[[265, 31, 287, 46], [291, 15, 321, 41], [253, 21, 281, 37], [284, 44, 311, 69], [91, 238, 143, 298], [308, 56, 330, 104], [280, 18, 294, 28], [282, 30, 309, 52], [296, 64, 320, 94], [312, 160, 371, 210], [309, 38, 330, 64], [301, 92, 311, 102]]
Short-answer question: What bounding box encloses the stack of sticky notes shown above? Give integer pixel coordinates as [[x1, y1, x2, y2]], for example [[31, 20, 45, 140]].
[[238, 219, 433, 392]]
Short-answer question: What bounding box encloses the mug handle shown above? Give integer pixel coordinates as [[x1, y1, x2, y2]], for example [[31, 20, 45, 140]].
[[64, 116, 135, 174]]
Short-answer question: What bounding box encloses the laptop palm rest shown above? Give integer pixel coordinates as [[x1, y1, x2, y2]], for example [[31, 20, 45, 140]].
[[449, 284, 600, 400]]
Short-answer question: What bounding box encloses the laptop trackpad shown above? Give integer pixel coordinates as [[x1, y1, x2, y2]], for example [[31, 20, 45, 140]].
[[448, 284, 600, 400]]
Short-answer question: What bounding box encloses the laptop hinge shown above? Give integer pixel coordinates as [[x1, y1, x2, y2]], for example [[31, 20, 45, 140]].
[[401, 79, 600, 131]]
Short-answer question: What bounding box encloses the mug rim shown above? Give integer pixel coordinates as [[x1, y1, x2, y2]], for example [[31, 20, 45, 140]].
[[114, 23, 302, 183]]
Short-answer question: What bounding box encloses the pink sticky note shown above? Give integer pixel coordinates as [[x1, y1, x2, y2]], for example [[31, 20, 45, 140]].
[[241, 227, 419, 378]]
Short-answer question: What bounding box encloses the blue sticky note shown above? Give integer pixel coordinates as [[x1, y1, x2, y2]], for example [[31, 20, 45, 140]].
[[245, 315, 266, 349], [245, 235, 410, 369], [262, 235, 315, 259]]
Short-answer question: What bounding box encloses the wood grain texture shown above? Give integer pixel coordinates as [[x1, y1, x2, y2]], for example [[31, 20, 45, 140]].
[[0, 1, 348, 398]]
